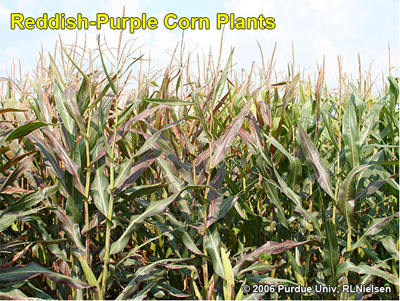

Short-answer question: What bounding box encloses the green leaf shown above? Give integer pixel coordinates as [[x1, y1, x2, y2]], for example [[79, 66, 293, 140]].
[[345, 212, 399, 255], [77, 256, 101, 299], [88, 93, 114, 150], [117, 258, 187, 300], [0, 151, 35, 174], [381, 235, 399, 261], [205, 226, 225, 279], [134, 117, 190, 158], [335, 261, 399, 285], [116, 183, 169, 205], [143, 98, 196, 106], [180, 230, 204, 256], [263, 180, 289, 229], [299, 88, 312, 131], [62, 86, 87, 136], [218, 193, 242, 221], [191, 85, 213, 141], [0, 108, 27, 114], [285, 250, 305, 286], [8, 185, 57, 212], [0, 207, 44, 232], [360, 98, 383, 145], [319, 193, 338, 278], [0, 287, 29, 300], [388, 75, 399, 115], [273, 169, 323, 238], [131, 278, 159, 300], [92, 165, 111, 220], [338, 165, 370, 229], [36, 218, 70, 262], [206, 163, 226, 228], [237, 262, 285, 276], [97, 36, 118, 96], [321, 106, 339, 151], [0, 262, 92, 289], [213, 49, 234, 109], [157, 283, 192, 298], [53, 81, 76, 136], [157, 156, 191, 223], [5, 122, 50, 142], [342, 99, 360, 169], [109, 188, 188, 255], [221, 248, 235, 300], [264, 134, 302, 193]]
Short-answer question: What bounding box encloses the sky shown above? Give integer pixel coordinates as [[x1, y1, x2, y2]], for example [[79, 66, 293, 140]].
[[0, 0, 399, 91]]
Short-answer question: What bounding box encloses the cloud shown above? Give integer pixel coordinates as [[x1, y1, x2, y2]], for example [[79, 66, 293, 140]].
[[0, 4, 12, 19], [0, 0, 397, 89]]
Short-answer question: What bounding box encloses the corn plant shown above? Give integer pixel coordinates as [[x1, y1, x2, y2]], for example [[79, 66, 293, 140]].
[[0, 37, 398, 300]]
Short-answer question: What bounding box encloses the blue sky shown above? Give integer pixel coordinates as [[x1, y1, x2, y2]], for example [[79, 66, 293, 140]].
[[0, 0, 398, 90]]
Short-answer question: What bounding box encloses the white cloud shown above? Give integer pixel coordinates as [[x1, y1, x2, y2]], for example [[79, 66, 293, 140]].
[[0, 0, 398, 90], [0, 4, 12, 19]]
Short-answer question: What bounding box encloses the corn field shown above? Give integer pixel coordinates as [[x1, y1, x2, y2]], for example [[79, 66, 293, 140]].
[[0, 37, 398, 300]]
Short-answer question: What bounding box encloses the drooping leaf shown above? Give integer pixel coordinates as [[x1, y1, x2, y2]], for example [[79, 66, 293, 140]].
[[116, 183, 169, 205]]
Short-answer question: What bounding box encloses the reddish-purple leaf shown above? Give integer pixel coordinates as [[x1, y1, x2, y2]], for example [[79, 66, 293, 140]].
[[211, 101, 252, 168], [0, 153, 35, 192], [206, 163, 226, 228], [233, 240, 308, 276], [114, 149, 161, 194], [42, 129, 85, 195]]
